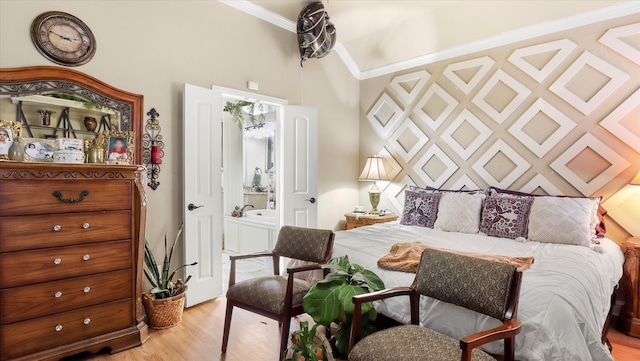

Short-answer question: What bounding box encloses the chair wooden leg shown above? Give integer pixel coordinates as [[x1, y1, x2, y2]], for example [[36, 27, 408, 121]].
[[280, 316, 292, 358], [504, 337, 515, 361], [221, 301, 234, 353]]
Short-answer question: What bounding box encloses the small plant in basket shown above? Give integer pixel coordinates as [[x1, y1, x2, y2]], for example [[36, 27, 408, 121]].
[[283, 321, 326, 361], [142, 223, 197, 329]]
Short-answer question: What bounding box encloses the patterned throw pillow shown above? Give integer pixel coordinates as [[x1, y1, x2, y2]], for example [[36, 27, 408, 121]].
[[527, 196, 599, 247], [479, 195, 533, 239], [400, 190, 442, 228], [433, 192, 485, 234]]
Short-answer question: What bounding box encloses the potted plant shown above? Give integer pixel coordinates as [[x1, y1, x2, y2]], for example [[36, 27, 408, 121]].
[[36, 109, 56, 126], [223, 100, 266, 128], [283, 321, 328, 361], [142, 224, 197, 329], [302, 255, 385, 359]]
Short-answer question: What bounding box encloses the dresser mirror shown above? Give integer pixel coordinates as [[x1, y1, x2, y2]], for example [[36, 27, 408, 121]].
[[0, 66, 143, 164]]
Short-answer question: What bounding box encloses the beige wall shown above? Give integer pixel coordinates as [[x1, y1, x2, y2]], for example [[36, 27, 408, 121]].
[[359, 14, 640, 245], [0, 0, 360, 253]]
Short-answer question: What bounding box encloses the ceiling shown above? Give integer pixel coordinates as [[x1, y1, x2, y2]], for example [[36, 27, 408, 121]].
[[239, 1, 635, 78]]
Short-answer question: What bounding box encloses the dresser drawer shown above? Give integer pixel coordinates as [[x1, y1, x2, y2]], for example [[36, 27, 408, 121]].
[[0, 269, 131, 325], [0, 240, 131, 288], [0, 180, 131, 217], [0, 299, 132, 360], [0, 211, 131, 252]]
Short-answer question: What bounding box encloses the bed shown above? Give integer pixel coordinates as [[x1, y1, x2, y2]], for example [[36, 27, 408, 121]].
[[332, 221, 624, 361]]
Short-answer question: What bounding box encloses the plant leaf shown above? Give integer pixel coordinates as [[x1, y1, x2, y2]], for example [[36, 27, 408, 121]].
[[302, 282, 342, 326], [357, 269, 385, 291], [337, 284, 369, 316]]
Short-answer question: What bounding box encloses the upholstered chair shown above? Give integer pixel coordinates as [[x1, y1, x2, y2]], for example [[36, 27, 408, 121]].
[[221, 225, 335, 358], [349, 248, 523, 361]]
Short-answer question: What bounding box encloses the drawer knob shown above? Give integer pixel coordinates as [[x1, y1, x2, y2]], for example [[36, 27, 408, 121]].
[[55, 324, 63, 332], [53, 225, 61, 232], [83, 254, 90, 261], [54, 291, 62, 298], [83, 222, 90, 229], [83, 318, 91, 325], [84, 287, 91, 293], [53, 258, 62, 265]]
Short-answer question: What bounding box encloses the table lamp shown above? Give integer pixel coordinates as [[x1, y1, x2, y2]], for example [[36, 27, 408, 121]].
[[359, 156, 390, 214], [631, 170, 640, 185]]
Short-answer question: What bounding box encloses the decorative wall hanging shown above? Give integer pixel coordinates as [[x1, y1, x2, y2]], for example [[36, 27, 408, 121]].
[[297, 1, 336, 66], [142, 108, 163, 190]]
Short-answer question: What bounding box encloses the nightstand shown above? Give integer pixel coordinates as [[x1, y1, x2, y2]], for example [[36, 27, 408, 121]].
[[344, 213, 399, 230], [619, 237, 640, 338]]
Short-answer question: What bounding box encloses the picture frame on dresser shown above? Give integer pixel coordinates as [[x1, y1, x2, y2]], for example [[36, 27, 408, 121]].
[[0, 119, 21, 160], [19, 137, 56, 162], [96, 130, 135, 165]]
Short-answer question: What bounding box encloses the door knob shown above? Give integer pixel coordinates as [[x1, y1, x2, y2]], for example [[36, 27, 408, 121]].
[[304, 197, 316, 204], [188, 203, 204, 211]]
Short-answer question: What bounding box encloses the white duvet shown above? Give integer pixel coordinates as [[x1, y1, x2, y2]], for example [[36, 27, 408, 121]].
[[332, 222, 624, 361]]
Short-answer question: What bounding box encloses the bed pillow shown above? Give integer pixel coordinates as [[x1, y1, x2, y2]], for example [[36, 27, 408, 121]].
[[479, 195, 533, 239], [527, 196, 600, 247], [433, 192, 485, 234], [400, 190, 441, 228], [489, 187, 607, 238]]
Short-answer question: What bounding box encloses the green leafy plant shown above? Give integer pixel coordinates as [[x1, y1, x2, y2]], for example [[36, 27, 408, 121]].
[[223, 100, 266, 128], [283, 321, 325, 361], [303, 255, 385, 357], [36, 109, 56, 115], [46, 93, 102, 110], [143, 224, 197, 299]]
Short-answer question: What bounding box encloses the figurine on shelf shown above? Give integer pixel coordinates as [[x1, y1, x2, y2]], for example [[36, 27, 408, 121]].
[[36, 109, 56, 126]]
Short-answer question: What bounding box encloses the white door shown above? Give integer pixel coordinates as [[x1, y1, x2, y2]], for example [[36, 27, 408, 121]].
[[279, 106, 318, 228], [183, 83, 223, 307]]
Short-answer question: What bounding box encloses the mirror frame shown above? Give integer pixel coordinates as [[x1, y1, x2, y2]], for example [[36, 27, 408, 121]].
[[0, 66, 143, 164]]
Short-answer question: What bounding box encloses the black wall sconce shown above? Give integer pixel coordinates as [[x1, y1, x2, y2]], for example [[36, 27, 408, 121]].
[[142, 108, 163, 190]]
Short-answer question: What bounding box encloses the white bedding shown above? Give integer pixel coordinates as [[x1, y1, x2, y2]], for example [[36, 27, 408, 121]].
[[333, 222, 624, 361]]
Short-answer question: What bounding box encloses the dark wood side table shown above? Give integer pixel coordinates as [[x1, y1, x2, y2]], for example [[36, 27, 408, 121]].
[[344, 213, 399, 230], [618, 237, 640, 337]]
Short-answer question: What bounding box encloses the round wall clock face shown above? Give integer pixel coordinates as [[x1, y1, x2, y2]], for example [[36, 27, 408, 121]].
[[30, 11, 97, 67]]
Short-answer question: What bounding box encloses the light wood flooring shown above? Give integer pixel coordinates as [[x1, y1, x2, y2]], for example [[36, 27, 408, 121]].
[[66, 297, 639, 361]]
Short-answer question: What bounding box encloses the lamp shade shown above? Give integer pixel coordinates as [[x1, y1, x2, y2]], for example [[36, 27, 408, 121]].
[[359, 156, 390, 181], [631, 170, 640, 185]]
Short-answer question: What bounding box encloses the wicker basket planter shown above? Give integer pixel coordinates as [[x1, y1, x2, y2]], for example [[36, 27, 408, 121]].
[[142, 291, 186, 329]]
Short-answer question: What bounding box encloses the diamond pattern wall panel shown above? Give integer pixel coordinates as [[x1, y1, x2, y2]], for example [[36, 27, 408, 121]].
[[441, 109, 492, 160], [508, 39, 577, 82], [472, 139, 531, 188], [389, 118, 429, 162], [414, 83, 458, 131], [600, 87, 640, 151], [599, 22, 640, 66], [389, 70, 431, 104], [549, 51, 629, 115], [415, 145, 458, 188], [472, 69, 531, 124], [508, 98, 576, 158], [442, 56, 495, 94], [550, 133, 631, 195], [367, 93, 404, 139], [375, 147, 402, 191], [519, 174, 562, 195]]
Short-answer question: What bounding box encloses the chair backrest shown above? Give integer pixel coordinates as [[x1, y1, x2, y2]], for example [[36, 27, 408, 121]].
[[414, 248, 520, 321], [272, 225, 334, 263]]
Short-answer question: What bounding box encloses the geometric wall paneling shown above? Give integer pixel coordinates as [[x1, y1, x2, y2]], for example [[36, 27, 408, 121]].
[[519, 174, 563, 195], [549, 51, 629, 115], [549, 133, 631, 196], [599, 22, 640, 66], [414, 83, 459, 131], [389, 70, 431, 105], [382, 175, 417, 214], [508, 98, 576, 158], [442, 56, 495, 94], [472, 69, 532, 124], [508, 39, 578, 82], [600, 87, 640, 151], [602, 185, 640, 236], [389, 118, 429, 162], [375, 147, 403, 191], [441, 109, 493, 160], [367, 92, 404, 139], [471, 139, 531, 188], [449, 174, 481, 191], [415, 144, 459, 188]]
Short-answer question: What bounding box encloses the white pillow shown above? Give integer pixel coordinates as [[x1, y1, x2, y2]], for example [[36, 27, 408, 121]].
[[433, 192, 485, 234], [527, 196, 599, 247]]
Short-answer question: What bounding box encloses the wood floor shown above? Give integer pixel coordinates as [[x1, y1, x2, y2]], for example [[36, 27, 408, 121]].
[[66, 297, 640, 361]]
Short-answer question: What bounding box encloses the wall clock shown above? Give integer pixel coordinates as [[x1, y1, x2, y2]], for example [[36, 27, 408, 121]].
[[30, 11, 97, 67]]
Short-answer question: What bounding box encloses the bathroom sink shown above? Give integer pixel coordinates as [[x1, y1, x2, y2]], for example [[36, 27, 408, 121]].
[[244, 209, 277, 223]]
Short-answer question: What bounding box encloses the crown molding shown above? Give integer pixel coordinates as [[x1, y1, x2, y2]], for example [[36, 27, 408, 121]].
[[220, 0, 640, 81]]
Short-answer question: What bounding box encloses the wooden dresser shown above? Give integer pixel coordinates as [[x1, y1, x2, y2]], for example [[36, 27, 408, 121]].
[[0, 162, 148, 360], [619, 237, 640, 338]]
